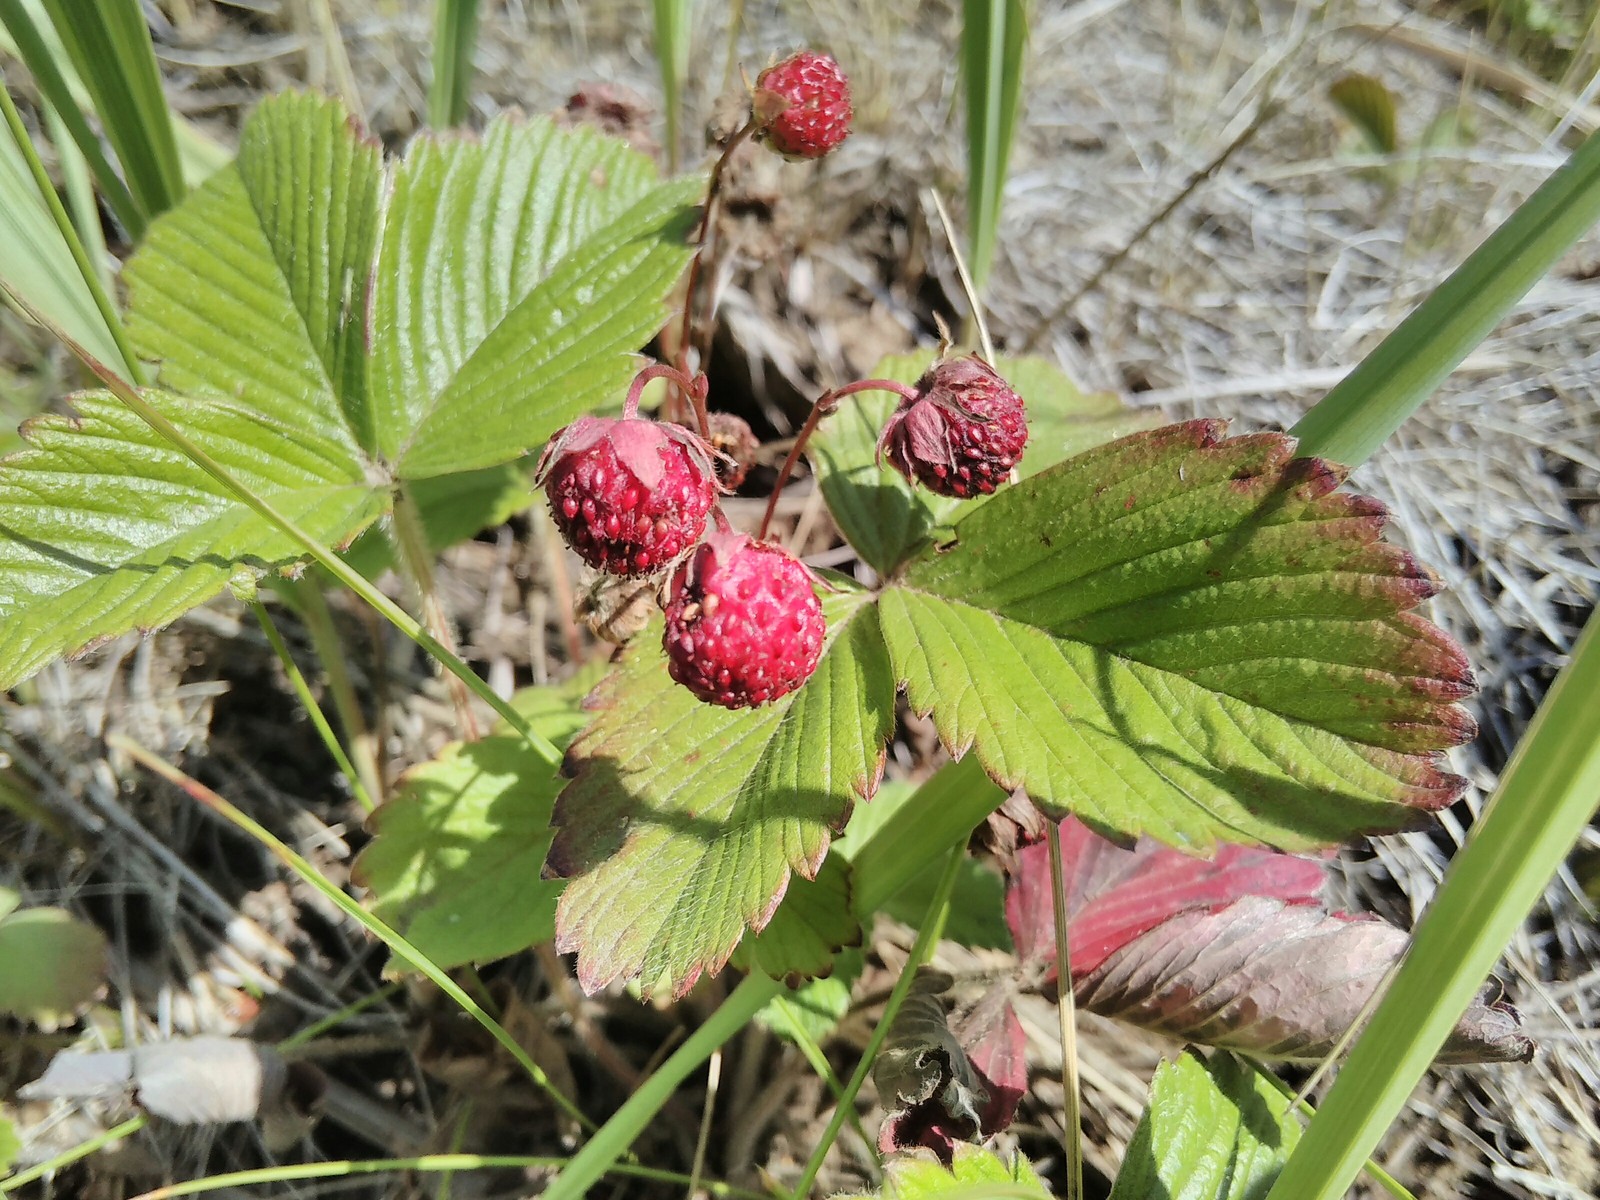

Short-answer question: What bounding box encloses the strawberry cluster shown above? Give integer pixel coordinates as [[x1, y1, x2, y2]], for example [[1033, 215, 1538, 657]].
[[535, 363, 826, 711], [535, 52, 1029, 712]]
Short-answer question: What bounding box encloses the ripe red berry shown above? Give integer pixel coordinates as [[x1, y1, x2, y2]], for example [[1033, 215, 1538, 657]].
[[877, 356, 1029, 498], [663, 530, 826, 709], [752, 51, 852, 160], [536, 415, 719, 577]]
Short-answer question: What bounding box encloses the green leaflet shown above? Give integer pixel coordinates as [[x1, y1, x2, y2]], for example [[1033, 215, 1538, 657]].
[[352, 667, 602, 973], [881, 420, 1474, 851], [840, 1143, 1049, 1199], [548, 586, 895, 998], [0, 92, 698, 690], [1109, 1051, 1300, 1200], [0, 890, 108, 1022]]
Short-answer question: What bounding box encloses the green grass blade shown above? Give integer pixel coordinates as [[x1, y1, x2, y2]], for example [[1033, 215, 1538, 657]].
[[961, 0, 1028, 296], [0, 0, 145, 235], [1292, 126, 1600, 467], [36, 0, 184, 219], [1265, 611, 1600, 1200], [426, 0, 479, 127], [541, 973, 782, 1200], [41, 100, 111, 292], [654, 0, 692, 174], [0, 80, 139, 378]]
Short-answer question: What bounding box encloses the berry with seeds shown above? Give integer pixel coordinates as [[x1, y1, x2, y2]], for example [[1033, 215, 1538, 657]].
[[752, 51, 852, 160], [663, 530, 826, 709], [536, 412, 719, 577], [877, 355, 1028, 498]]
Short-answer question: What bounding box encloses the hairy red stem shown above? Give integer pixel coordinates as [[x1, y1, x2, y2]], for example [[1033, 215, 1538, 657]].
[[672, 118, 759, 417], [757, 378, 919, 542]]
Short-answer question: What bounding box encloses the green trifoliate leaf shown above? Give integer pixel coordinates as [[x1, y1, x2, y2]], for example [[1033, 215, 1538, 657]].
[[547, 586, 895, 998], [353, 669, 602, 971], [839, 1143, 1050, 1199], [0, 92, 697, 690], [810, 350, 1153, 577], [882, 420, 1475, 852], [1108, 1050, 1299, 1200]]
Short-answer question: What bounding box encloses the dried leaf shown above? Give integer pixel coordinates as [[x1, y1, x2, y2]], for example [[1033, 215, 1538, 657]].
[[1079, 896, 1534, 1064], [21, 1037, 327, 1129], [874, 970, 1027, 1160]]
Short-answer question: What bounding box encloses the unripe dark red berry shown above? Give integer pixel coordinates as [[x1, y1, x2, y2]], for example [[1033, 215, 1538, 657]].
[[663, 530, 825, 709], [876, 356, 1028, 498], [704, 412, 760, 489], [752, 51, 852, 160], [536, 415, 719, 577]]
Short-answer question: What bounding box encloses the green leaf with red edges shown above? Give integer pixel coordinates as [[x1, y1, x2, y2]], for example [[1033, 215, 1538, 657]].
[[731, 854, 861, 984], [547, 583, 894, 998], [880, 420, 1475, 852], [809, 351, 1155, 577]]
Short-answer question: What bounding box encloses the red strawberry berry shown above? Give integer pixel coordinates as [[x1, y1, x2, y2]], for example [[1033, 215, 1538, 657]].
[[752, 51, 852, 160], [536, 415, 719, 577], [663, 530, 826, 709], [877, 356, 1028, 498]]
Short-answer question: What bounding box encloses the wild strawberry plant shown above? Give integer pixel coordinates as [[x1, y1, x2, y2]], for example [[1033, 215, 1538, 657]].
[[0, 45, 1545, 1198]]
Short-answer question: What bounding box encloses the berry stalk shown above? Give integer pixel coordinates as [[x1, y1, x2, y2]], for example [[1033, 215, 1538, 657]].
[[624, 360, 710, 437], [757, 378, 919, 542], [672, 117, 758, 415]]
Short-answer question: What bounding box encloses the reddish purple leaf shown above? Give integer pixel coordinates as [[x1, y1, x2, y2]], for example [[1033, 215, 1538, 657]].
[[952, 982, 1028, 1136], [1005, 818, 1329, 977], [1003, 819, 1533, 1064]]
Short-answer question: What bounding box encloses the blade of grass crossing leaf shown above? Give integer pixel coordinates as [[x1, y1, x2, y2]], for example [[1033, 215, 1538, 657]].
[[0, 81, 139, 378], [426, 0, 479, 127], [1292, 126, 1600, 467], [40, 100, 111, 292], [12, 298, 561, 768], [654, 0, 692, 173], [0, 0, 145, 234], [37, 0, 185, 218], [542, 973, 782, 1200], [1266, 613, 1600, 1200], [107, 733, 593, 1133], [1250, 1065, 1416, 1200], [961, 0, 1027, 296], [790, 845, 967, 1200]]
